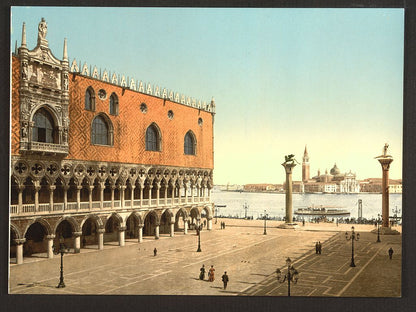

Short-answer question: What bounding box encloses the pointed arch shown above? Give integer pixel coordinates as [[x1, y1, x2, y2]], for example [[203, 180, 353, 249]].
[[109, 92, 119, 116], [184, 130, 196, 155], [85, 86, 95, 111], [32, 107, 57, 143], [91, 113, 113, 146], [145, 123, 162, 151]]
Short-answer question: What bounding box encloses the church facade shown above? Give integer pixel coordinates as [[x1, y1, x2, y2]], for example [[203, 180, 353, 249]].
[[10, 19, 215, 264]]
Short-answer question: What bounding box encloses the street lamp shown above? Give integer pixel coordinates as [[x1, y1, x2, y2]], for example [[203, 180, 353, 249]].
[[392, 206, 401, 226], [276, 257, 299, 297], [376, 214, 381, 242], [53, 235, 70, 288], [345, 226, 360, 267], [196, 224, 202, 252], [262, 210, 268, 235]]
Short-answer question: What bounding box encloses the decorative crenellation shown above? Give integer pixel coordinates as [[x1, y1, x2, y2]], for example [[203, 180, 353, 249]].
[[70, 59, 216, 114]]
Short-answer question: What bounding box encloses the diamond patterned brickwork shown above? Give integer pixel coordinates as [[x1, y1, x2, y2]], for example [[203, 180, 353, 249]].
[[67, 74, 213, 169], [11, 56, 20, 156]]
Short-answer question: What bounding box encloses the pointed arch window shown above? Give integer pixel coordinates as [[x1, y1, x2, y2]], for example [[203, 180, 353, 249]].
[[85, 87, 95, 111], [92, 115, 113, 146], [109, 93, 119, 115], [184, 130, 196, 155], [32, 108, 56, 143], [146, 124, 161, 151]]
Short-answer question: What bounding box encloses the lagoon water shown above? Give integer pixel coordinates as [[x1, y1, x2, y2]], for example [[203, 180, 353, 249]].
[[211, 191, 402, 220]]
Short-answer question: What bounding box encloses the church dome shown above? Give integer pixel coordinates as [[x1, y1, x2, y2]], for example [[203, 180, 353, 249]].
[[330, 163, 341, 176]]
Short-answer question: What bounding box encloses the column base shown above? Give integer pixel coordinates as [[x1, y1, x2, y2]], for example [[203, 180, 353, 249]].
[[277, 223, 298, 229], [371, 227, 400, 235]]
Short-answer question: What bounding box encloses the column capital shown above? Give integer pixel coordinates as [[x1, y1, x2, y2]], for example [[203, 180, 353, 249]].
[[118, 226, 127, 232], [97, 228, 105, 234], [48, 185, 56, 191], [138, 224, 144, 228], [46, 234, 55, 240], [72, 231, 82, 237], [77, 185, 83, 190], [14, 238, 26, 245]]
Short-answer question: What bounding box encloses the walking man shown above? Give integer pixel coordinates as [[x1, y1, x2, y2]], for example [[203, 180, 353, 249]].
[[318, 241, 322, 255], [388, 247, 394, 260], [222, 271, 229, 290], [315, 242, 319, 254], [154, 247, 157, 256], [199, 264, 206, 280]]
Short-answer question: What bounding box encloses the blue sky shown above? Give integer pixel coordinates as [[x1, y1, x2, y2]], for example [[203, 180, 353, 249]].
[[11, 7, 404, 184]]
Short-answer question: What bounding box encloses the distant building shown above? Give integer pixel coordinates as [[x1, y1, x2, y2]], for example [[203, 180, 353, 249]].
[[244, 184, 283, 192], [359, 178, 402, 193], [301, 146, 360, 193]]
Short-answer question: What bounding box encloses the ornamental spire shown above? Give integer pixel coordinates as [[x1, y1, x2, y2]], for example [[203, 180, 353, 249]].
[[21, 22, 26, 47], [63, 38, 68, 60]]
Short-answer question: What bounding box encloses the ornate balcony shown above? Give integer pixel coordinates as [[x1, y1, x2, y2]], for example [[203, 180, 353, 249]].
[[20, 141, 68, 156]]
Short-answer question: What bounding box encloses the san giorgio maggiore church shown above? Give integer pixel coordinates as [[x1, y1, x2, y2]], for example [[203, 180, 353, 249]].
[[10, 19, 215, 264], [301, 146, 361, 194]]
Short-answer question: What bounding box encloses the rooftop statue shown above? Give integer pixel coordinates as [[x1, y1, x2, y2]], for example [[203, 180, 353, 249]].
[[38, 18, 47, 40]]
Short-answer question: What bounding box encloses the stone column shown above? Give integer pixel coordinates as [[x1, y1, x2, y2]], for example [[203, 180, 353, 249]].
[[14, 238, 26, 264], [73, 231, 82, 253], [207, 217, 212, 230], [191, 184, 195, 203], [171, 185, 175, 207], [118, 226, 126, 247], [120, 185, 126, 208], [34, 183, 40, 212], [89, 185, 94, 210], [139, 184, 144, 208], [279, 160, 297, 228], [170, 222, 175, 237], [97, 229, 105, 250], [18, 185, 24, 214], [155, 223, 160, 239], [156, 182, 161, 207], [49, 185, 55, 212], [130, 185, 135, 208], [111, 185, 115, 209], [63, 185, 69, 210], [46, 234, 55, 259], [376, 149, 394, 228], [164, 185, 168, 205], [148, 185, 153, 206], [184, 218, 188, 234], [99, 182, 105, 209], [76, 185, 82, 210], [138, 225, 143, 243], [184, 183, 188, 204]]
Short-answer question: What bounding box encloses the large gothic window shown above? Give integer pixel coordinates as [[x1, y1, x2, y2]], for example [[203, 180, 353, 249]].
[[184, 131, 196, 155], [92, 115, 110, 145], [85, 87, 95, 111], [32, 108, 55, 143], [145, 124, 160, 151], [109, 93, 118, 115]]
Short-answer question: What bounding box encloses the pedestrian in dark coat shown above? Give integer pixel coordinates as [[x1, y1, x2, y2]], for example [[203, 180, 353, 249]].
[[318, 241, 322, 254], [388, 247, 394, 259], [154, 247, 157, 256], [315, 242, 319, 254], [222, 271, 229, 289], [199, 265, 206, 280]]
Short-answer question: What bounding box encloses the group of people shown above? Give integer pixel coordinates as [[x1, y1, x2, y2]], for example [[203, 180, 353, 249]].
[[199, 264, 229, 289], [315, 241, 322, 254], [220, 222, 226, 229]]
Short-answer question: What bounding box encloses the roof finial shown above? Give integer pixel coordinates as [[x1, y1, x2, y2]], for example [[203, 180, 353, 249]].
[[21, 22, 26, 47], [63, 38, 68, 60]]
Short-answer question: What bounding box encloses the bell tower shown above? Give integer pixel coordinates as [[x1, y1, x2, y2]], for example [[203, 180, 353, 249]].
[[302, 145, 310, 182]]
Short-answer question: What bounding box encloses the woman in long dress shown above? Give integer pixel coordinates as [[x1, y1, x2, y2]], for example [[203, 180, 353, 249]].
[[208, 265, 215, 282]]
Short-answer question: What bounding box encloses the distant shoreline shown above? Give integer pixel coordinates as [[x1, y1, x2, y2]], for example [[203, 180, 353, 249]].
[[214, 190, 395, 195]]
